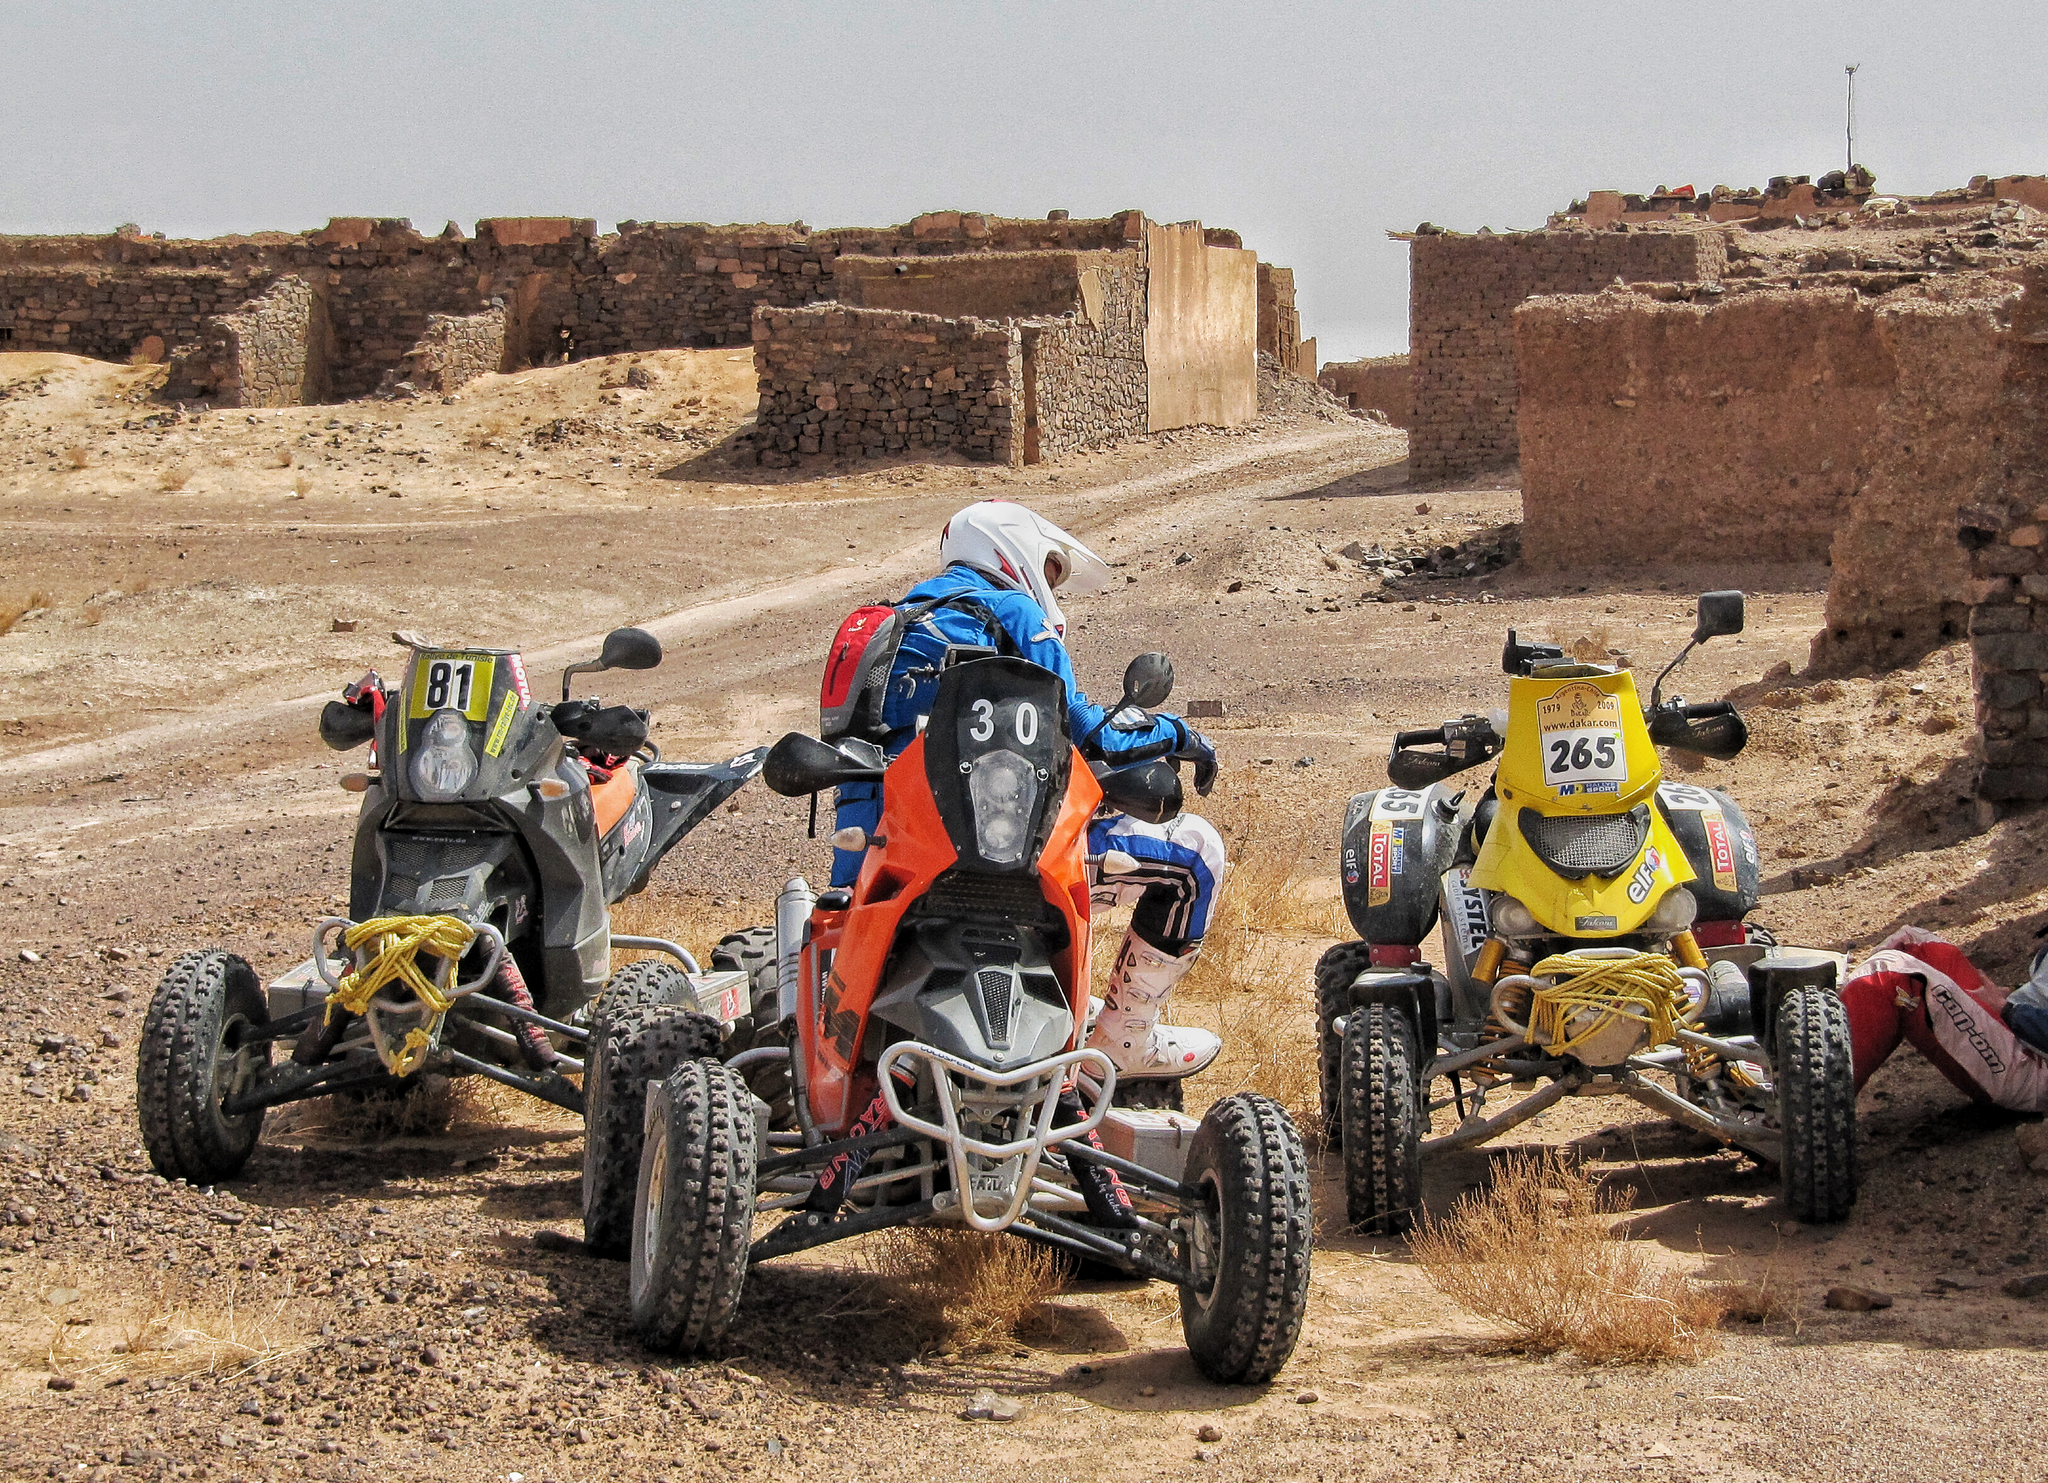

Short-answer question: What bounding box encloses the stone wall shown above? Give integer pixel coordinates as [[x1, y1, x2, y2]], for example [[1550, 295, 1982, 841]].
[[1408, 228, 1723, 478], [832, 250, 1102, 319], [1022, 254, 1148, 462], [1257, 263, 1301, 375], [748, 306, 1020, 467], [1146, 222, 1258, 432], [1320, 354, 1411, 426], [0, 264, 282, 363], [1963, 266, 2048, 804], [201, 275, 323, 407], [402, 305, 506, 394]]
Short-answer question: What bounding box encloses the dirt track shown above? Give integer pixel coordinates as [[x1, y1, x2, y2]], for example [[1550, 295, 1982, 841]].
[[3, 351, 2048, 1483]]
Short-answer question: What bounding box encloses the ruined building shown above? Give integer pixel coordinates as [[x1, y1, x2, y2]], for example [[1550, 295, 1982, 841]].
[[0, 210, 1315, 468]]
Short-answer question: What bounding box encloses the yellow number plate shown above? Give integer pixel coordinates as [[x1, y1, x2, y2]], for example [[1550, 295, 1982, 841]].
[[409, 653, 496, 722]]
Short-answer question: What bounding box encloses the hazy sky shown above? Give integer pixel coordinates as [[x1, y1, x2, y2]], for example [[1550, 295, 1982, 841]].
[[5, 2, 2044, 360]]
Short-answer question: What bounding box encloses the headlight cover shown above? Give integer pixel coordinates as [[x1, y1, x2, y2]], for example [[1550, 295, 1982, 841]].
[[410, 708, 478, 800], [1489, 894, 1540, 938], [1646, 886, 1698, 935], [966, 749, 1037, 866]]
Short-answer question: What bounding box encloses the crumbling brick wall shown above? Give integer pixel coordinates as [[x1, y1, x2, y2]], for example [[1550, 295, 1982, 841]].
[[402, 304, 506, 393], [0, 264, 281, 362], [198, 275, 323, 407], [1319, 354, 1411, 426], [1514, 285, 1886, 568], [1963, 266, 2048, 804], [1257, 264, 1300, 375], [748, 306, 1020, 467], [1410, 229, 1724, 478], [1022, 254, 1148, 462]]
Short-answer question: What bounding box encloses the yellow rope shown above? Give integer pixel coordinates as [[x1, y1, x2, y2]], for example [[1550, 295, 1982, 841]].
[[1525, 951, 1694, 1059], [327, 914, 477, 1078]]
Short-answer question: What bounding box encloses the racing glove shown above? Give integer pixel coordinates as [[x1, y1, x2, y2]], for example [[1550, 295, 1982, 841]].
[[1171, 720, 1218, 797]]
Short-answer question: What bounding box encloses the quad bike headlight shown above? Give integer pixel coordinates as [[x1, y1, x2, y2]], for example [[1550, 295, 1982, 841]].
[[966, 748, 1037, 866], [1489, 894, 1540, 938], [1647, 887, 1699, 935], [411, 708, 478, 801]]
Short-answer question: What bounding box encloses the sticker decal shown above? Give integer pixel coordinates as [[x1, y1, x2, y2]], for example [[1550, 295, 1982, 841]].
[[506, 653, 531, 706], [1575, 914, 1619, 932], [1370, 788, 1427, 821], [1536, 681, 1626, 794], [1703, 814, 1738, 892], [1367, 819, 1395, 906], [409, 653, 496, 721], [1627, 846, 1664, 905], [1445, 869, 1490, 961], [484, 690, 520, 758]]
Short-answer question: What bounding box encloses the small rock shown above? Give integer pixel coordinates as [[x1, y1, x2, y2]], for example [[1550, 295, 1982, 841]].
[[47, 1376, 76, 1391], [1195, 1448, 1219, 1463], [19, 949, 40, 964], [421, 1345, 444, 1366], [1225, 580, 1244, 593], [766, 1438, 785, 1457], [1824, 1285, 1894, 1311], [1139, 1385, 1157, 1397], [237, 1400, 263, 1416], [962, 1389, 1022, 1422], [331, 618, 359, 633], [1415, 502, 1431, 514], [1296, 1390, 1320, 1404], [1197, 1424, 1223, 1442], [263, 1413, 285, 1427], [2017, 1123, 2048, 1170], [2002, 1272, 2048, 1299]]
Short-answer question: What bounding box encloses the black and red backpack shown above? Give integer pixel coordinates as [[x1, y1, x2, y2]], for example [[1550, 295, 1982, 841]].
[[819, 592, 1016, 742]]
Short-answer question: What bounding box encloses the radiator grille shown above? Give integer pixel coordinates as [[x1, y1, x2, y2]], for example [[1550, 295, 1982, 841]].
[[975, 967, 1014, 1042], [922, 870, 1052, 922], [426, 876, 470, 909], [1517, 806, 1649, 879]]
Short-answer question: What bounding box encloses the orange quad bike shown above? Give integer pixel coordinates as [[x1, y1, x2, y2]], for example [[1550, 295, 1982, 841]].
[[609, 652, 1313, 1384]]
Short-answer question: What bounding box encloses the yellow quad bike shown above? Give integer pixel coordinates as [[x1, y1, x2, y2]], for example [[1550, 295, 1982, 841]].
[[1319, 592, 1855, 1233]]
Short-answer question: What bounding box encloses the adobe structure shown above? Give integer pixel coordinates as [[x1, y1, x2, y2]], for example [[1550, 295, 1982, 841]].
[[1317, 354, 1411, 427], [0, 209, 1317, 468]]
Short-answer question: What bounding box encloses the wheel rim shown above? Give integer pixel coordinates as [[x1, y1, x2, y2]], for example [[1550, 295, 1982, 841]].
[[210, 1013, 261, 1116], [634, 1122, 668, 1295], [1186, 1170, 1223, 1310]]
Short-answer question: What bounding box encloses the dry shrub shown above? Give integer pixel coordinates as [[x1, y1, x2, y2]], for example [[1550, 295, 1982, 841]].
[[158, 462, 195, 492], [291, 472, 314, 498], [10, 1273, 298, 1383], [273, 1072, 475, 1144], [865, 1228, 1061, 1353], [82, 604, 103, 628], [65, 445, 90, 469], [609, 885, 762, 964], [1411, 1150, 1725, 1363], [272, 447, 295, 468], [1171, 765, 1347, 1132], [0, 590, 55, 637], [125, 575, 151, 596]]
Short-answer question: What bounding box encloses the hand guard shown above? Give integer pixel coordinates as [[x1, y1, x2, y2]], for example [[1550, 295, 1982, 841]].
[[1171, 721, 1218, 797]]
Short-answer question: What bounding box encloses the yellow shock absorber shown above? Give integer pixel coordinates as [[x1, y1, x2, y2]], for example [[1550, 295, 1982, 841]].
[[1472, 937, 1508, 985], [1672, 929, 1708, 973]]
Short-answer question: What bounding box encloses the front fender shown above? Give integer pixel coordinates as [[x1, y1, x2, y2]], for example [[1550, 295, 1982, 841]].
[[620, 746, 768, 897]]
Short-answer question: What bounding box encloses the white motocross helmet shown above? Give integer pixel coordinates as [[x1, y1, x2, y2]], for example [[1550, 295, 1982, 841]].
[[938, 500, 1111, 636]]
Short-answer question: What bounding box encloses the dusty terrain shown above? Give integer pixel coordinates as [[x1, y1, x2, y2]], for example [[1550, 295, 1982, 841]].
[[2, 349, 2046, 1483]]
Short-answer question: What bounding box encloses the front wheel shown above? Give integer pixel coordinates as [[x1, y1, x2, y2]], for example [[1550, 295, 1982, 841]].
[[631, 1059, 759, 1353], [583, 1004, 722, 1255], [1314, 941, 1375, 1150], [137, 950, 272, 1185], [1341, 1003, 1424, 1235], [1777, 985, 1857, 1223], [1178, 1092, 1312, 1385]]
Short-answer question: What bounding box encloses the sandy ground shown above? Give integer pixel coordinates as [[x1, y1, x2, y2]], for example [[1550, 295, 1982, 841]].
[[2, 350, 2046, 1483]]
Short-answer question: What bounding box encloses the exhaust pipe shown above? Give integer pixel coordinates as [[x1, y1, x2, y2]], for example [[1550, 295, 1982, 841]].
[[774, 877, 816, 1025]]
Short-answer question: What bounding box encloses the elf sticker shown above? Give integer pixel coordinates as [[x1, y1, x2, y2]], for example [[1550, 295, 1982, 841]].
[[1536, 682, 1626, 794]]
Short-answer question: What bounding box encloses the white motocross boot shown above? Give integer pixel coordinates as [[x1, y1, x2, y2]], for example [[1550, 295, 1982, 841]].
[[1085, 930, 1221, 1079]]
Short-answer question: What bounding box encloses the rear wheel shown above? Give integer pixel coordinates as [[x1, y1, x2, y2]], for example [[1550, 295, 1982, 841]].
[[1777, 985, 1857, 1223], [1314, 941, 1375, 1150], [583, 1003, 722, 1255], [593, 958, 691, 1020], [1178, 1092, 1312, 1385], [631, 1059, 758, 1353], [1340, 1003, 1423, 1235], [137, 951, 271, 1185]]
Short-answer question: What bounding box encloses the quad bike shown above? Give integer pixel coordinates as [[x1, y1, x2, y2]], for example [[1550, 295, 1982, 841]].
[[137, 625, 767, 1192], [597, 652, 1312, 1384], [1320, 591, 1857, 1233]]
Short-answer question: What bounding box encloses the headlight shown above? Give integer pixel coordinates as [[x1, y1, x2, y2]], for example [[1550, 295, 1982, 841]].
[[1647, 887, 1698, 935], [410, 708, 478, 800], [966, 749, 1037, 865], [1489, 894, 1539, 938]]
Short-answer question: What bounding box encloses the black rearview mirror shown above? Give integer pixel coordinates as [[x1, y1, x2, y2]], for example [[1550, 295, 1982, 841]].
[[599, 626, 663, 672], [1122, 652, 1175, 710], [1693, 591, 1744, 644]]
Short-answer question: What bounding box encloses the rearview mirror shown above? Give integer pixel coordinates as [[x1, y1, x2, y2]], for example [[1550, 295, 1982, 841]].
[[600, 626, 663, 672], [1121, 652, 1175, 711], [1693, 591, 1744, 644]]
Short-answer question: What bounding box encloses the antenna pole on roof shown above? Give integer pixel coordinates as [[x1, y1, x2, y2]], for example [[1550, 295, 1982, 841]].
[[1845, 64, 1860, 174]]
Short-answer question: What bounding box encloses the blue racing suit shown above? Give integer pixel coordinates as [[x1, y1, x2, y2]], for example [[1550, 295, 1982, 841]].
[[829, 565, 1215, 949]]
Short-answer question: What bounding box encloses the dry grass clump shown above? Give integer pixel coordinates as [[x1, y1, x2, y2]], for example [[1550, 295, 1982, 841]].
[[158, 462, 195, 492], [273, 1072, 477, 1144], [865, 1228, 1062, 1353], [65, 444, 90, 469], [291, 471, 315, 498], [0, 590, 55, 637], [1411, 1150, 1725, 1363], [272, 446, 295, 468], [609, 886, 760, 966], [10, 1273, 299, 1383]]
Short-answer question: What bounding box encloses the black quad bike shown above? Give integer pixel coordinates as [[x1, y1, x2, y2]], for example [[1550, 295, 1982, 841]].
[[137, 625, 767, 1189], [1318, 592, 1857, 1234]]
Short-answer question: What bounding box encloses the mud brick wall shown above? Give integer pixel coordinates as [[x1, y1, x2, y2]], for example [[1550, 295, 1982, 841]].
[[1022, 254, 1148, 462], [1964, 267, 2048, 803], [1514, 286, 1886, 569], [1320, 354, 1411, 426], [1257, 264, 1301, 375], [748, 306, 1020, 467], [402, 305, 506, 393], [1409, 229, 1724, 477], [202, 275, 322, 407]]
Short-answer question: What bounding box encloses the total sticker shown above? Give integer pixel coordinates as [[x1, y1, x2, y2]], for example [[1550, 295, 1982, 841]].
[[1367, 820, 1399, 906], [1703, 813, 1738, 892], [1535, 681, 1625, 793]]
